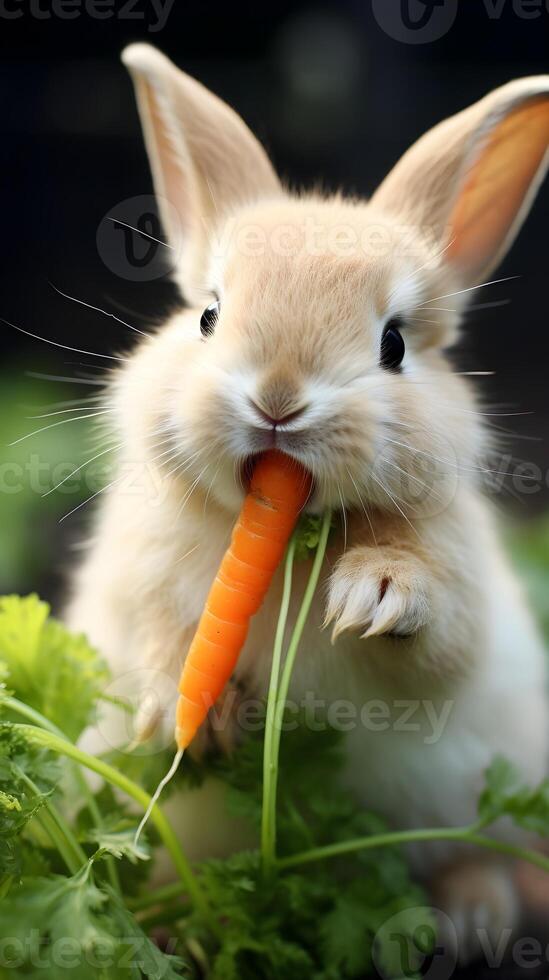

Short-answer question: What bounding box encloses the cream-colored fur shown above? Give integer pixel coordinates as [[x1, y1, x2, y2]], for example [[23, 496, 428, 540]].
[[66, 46, 549, 952]]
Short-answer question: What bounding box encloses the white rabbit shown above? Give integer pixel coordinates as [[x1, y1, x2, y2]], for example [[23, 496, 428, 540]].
[[66, 45, 549, 953]]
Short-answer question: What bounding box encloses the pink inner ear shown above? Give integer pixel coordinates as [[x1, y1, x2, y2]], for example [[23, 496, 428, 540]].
[[447, 98, 549, 283]]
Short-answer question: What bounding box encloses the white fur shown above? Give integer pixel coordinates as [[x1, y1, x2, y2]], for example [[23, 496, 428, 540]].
[[66, 50, 549, 941]]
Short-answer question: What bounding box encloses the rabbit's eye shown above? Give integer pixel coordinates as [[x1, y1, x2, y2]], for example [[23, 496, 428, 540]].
[[380, 319, 405, 371], [200, 300, 220, 337]]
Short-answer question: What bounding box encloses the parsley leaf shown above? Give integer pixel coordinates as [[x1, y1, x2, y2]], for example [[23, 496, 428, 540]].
[[0, 595, 109, 740], [0, 866, 187, 979], [479, 756, 549, 835], [294, 516, 334, 561]]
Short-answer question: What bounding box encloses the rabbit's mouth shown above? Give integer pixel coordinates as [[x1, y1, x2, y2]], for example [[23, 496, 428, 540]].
[[239, 452, 315, 502]]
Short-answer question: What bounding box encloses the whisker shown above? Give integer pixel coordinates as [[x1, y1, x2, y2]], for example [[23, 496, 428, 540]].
[[454, 410, 533, 418], [26, 406, 111, 420], [27, 395, 102, 411], [42, 443, 122, 496], [382, 456, 444, 504], [467, 299, 512, 311], [105, 216, 174, 250], [159, 447, 205, 483], [9, 410, 112, 447], [59, 477, 119, 524], [175, 464, 210, 522], [175, 544, 200, 566], [407, 317, 441, 325], [418, 276, 520, 307], [50, 282, 151, 339], [346, 466, 377, 546], [2, 318, 127, 362], [370, 471, 419, 538], [233, 460, 240, 493], [418, 307, 457, 313], [26, 371, 106, 386], [336, 481, 347, 552], [203, 458, 222, 516], [390, 237, 457, 301], [381, 435, 540, 481]]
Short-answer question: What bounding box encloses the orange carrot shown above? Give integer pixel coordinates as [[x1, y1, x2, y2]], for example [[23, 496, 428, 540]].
[[175, 450, 312, 749]]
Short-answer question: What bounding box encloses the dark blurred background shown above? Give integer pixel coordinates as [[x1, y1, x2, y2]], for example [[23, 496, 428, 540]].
[[1, 0, 548, 612]]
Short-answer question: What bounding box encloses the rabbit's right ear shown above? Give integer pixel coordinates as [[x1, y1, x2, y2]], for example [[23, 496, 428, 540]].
[[122, 44, 281, 303], [372, 77, 549, 291]]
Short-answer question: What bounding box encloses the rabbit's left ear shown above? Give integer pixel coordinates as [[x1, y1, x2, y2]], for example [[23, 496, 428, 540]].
[[372, 77, 549, 288]]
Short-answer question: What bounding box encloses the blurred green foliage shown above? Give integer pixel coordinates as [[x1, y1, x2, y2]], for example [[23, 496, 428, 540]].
[[508, 516, 549, 643], [0, 369, 109, 596]]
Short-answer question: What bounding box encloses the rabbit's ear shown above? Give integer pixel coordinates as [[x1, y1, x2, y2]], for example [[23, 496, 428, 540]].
[[372, 77, 549, 288], [122, 44, 280, 302]]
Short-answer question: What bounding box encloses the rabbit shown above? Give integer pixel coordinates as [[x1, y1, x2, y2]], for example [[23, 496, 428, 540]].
[[66, 43, 549, 959]]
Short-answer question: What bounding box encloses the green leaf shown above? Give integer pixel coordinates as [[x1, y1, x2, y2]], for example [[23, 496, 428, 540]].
[[0, 866, 187, 978], [479, 756, 549, 836], [74, 788, 154, 897], [0, 789, 22, 812], [0, 595, 109, 740], [0, 723, 61, 876], [85, 821, 151, 866], [478, 756, 523, 823], [320, 893, 373, 976], [294, 516, 334, 561]]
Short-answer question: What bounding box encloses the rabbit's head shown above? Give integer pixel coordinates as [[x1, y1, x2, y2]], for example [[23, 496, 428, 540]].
[[119, 45, 549, 516]]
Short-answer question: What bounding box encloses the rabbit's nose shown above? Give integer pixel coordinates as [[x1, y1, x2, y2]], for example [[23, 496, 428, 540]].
[[248, 399, 307, 428]]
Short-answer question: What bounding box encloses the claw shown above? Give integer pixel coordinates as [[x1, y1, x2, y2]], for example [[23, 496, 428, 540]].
[[330, 614, 357, 644], [322, 605, 338, 631], [361, 588, 406, 638]]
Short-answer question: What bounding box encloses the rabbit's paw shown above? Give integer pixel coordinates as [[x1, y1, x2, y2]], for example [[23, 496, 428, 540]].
[[325, 546, 431, 642]]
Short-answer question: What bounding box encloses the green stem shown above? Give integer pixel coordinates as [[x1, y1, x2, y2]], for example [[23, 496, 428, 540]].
[[261, 534, 297, 875], [13, 724, 221, 939], [17, 769, 86, 875], [277, 510, 332, 719], [278, 826, 549, 875], [465, 834, 549, 873], [125, 822, 549, 910], [3, 695, 120, 894], [32, 809, 81, 875], [262, 510, 333, 874], [128, 881, 186, 912]]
